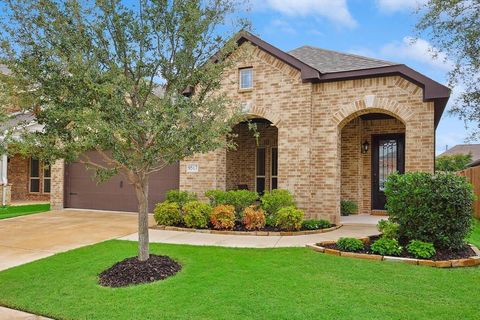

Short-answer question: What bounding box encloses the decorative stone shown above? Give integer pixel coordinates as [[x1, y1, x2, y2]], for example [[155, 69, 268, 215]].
[[324, 248, 341, 256], [383, 256, 418, 265], [451, 258, 479, 267], [306, 244, 325, 253], [417, 260, 436, 267], [341, 252, 382, 261], [435, 260, 452, 268]]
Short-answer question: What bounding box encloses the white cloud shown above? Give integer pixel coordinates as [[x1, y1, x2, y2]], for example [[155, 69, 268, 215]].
[[270, 19, 296, 34], [376, 0, 427, 12], [260, 0, 357, 28], [381, 37, 454, 72]]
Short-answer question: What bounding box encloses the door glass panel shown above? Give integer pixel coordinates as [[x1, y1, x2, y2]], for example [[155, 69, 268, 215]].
[[271, 147, 278, 190], [378, 139, 397, 191], [256, 148, 266, 194]]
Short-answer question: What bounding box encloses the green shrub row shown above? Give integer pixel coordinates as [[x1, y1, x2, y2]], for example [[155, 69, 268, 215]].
[[154, 189, 333, 231]]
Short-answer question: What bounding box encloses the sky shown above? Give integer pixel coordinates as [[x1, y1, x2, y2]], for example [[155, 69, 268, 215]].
[[244, 0, 476, 154]]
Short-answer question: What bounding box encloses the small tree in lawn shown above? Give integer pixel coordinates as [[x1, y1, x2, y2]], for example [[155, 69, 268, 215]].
[[0, 0, 248, 261]]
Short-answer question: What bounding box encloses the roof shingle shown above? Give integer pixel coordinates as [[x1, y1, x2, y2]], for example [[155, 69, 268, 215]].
[[288, 45, 399, 74]]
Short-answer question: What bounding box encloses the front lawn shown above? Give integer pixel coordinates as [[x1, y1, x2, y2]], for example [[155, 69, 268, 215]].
[[0, 240, 479, 319], [0, 204, 50, 220]]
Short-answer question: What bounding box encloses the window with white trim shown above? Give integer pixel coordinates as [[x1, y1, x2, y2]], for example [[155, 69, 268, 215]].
[[29, 158, 40, 193], [29, 158, 51, 193], [239, 68, 253, 90]]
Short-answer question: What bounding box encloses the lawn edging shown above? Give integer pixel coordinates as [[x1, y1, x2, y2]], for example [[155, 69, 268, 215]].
[[152, 224, 342, 236], [307, 239, 480, 268]]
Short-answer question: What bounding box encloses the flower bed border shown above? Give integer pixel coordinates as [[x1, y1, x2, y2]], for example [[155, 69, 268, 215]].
[[307, 238, 480, 268], [151, 224, 342, 236]]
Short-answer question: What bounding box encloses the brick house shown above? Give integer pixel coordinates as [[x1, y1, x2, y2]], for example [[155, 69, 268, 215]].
[[5, 33, 450, 224]]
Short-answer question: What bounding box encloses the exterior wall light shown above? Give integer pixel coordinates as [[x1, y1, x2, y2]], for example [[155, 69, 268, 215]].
[[362, 140, 369, 154]]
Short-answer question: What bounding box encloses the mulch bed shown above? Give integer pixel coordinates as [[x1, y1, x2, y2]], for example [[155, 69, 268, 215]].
[[98, 255, 182, 288], [169, 221, 334, 233], [322, 237, 476, 261]]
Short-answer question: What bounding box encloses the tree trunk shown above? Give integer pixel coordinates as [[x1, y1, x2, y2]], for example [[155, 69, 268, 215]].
[[134, 175, 150, 261]]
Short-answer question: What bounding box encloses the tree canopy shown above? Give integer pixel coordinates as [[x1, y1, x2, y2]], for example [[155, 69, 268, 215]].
[[435, 153, 472, 172], [0, 0, 248, 260], [416, 0, 480, 138]]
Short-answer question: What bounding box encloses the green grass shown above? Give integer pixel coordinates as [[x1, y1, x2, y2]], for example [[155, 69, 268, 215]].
[[0, 204, 50, 220], [469, 218, 480, 247], [0, 240, 479, 320]]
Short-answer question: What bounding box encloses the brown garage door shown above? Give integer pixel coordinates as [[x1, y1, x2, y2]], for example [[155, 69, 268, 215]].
[[64, 152, 179, 212]]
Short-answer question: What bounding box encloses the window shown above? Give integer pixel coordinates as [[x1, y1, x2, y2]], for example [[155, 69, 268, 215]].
[[29, 158, 51, 193], [43, 164, 51, 193], [29, 158, 40, 193], [256, 147, 266, 194], [239, 68, 253, 90], [271, 147, 278, 190]]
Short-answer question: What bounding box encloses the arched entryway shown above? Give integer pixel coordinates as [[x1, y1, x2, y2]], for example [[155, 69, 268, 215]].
[[226, 118, 278, 194], [340, 111, 406, 214]]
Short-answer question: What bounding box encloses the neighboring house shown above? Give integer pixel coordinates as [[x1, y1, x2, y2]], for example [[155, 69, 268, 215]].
[[438, 144, 480, 163], [5, 33, 450, 223], [0, 111, 51, 206]]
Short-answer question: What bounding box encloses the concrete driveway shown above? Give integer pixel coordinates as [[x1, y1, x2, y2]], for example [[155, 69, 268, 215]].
[[0, 209, 152, 271]]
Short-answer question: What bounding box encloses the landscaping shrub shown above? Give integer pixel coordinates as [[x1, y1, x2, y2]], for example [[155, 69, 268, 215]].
[[377, 220, 399, 240], [407, 240, 436, 259], [153, 202, 182, 226], [337, 237, 364, 252], [340, 200, 358, 216], [183, 201, 212, 229], [301, 219, 331, 230], [370, 238, 403, 256], [261, 189, 295, 216], [205, 190, 258, 217], [385, 172, 474, 249], [242, 206, 266, 230], [275, 206, 304, 231], [210, 205, 236, 230], [165, 190, 197, 208]]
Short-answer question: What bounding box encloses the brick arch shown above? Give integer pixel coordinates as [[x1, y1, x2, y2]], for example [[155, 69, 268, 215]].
[[332, 95, 414, 129], [247, 104, 282, 127]]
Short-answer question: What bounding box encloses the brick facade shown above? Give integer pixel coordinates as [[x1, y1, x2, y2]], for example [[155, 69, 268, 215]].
[[180, 42, 435, 223]]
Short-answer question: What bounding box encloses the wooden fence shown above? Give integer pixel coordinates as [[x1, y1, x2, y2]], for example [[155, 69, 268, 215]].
[[458, 166, 480, 219]]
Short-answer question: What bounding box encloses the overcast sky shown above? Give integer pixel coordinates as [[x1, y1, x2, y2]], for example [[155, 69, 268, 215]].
[[246, 0, 476, 154]]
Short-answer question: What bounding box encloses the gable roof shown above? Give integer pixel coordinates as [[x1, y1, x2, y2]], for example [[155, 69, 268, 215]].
[[236, 32, 450, 128], [438, 144, 480, 162], [288, 46, 398, 73]]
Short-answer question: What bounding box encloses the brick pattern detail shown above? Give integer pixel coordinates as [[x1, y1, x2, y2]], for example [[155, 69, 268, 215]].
[[50, 159, 64, 210], [7, 155, 50, 202], [226, 123, 278, 191]]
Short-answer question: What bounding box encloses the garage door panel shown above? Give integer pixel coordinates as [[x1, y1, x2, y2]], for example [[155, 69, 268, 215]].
[[65, 152, 179, 212]]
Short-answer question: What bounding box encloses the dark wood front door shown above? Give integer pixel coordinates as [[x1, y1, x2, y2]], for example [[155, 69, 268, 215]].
[[372, 134, 405, 210]]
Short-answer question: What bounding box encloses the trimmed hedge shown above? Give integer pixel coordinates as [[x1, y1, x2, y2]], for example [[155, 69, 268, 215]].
[[276, 206, 304, 231], [340, 200, 358, 216], [165, 190, 197, 208], [205, 190, 258, 217], [183, 201, 212, 229], [242, 206, 266, 231], [153, 202, 182, 226], [210, 205, 236, 230], [385, 172, 474, 249], [337, 237, 364, 252]]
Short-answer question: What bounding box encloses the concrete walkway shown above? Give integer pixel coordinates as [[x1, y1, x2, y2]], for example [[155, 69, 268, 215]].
[[0, 209, 154, 271], [0, 306, 51, 320], [120, 224, 379, 248]]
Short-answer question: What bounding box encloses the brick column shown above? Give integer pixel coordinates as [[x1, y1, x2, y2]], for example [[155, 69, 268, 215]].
[[50, 159, 64, 210]]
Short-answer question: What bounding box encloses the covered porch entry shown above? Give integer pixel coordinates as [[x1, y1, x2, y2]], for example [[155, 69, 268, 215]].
[[226, 118, 278, 194], [340, 112, 406, 215]]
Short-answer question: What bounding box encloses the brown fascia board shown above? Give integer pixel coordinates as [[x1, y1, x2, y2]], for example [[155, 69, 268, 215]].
[[237, 33, 320, 80], [236, 32, 451, 128]]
